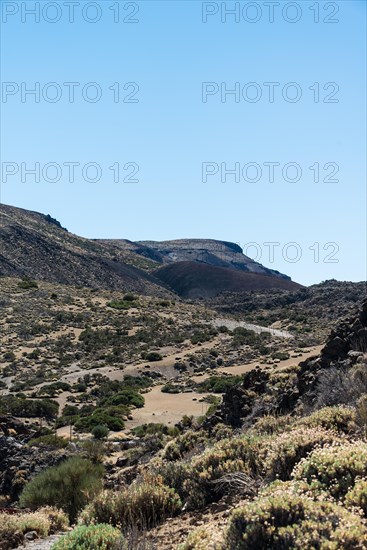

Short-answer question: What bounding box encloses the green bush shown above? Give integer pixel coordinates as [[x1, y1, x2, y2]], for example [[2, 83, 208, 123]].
[[20, 457, 104, 523], [225, 491, 367, 549], [107, 300, 133, 310], [292, 441, 367, 500], [131, 423, 178, 438], [75, 407, 125, 433], [161, 383, 181, 394], [104, 389, 144, 408], [3, 351, 16, 362], [252, 414, 293, 435], [0, 395, 59, 419], [145, 352, 163, 362], [18, 278, 38, 289], [80, 476, 181, 531], [92, 425, 109, 440], [123, 293, 136, 302], [52, 524, 122, 550], [196, 375, 243, 394]]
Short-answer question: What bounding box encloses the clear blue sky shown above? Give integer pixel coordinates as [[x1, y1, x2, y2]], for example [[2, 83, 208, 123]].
[[1, 0, 366, 285]]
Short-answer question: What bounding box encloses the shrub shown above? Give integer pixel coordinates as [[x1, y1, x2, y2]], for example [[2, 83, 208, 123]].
[[107, 300, 133, 310], [155, 461, 192, 503], [292, 441, 367, 500], [52, 524, 123, 550], [161, 383, 181, 394], [345, 478, 367, 516], [123, 294, 136, 302], [178, 436, 263, 509], [39, 507, 69, 533], [17, 278, 38, 289], [180, 527, 219, 550], [3, 351, 16, 362], [162, 430, 207, 461], [74, 408, 125, 433], [0, 395, 59, 419], [225, 491, 367, 549], [82, 440, 106, 463], [196, 375, 243, 394], [145, 352, 162, 362], [314, 364, 367, 409], [262, 426, 341, 481], [104, 390, 144, 408], [27, 434, 69, 449], [20, 457, 104, 523], [252, 414, 293, 435], [0, 512, 50, 550], [356, 394, 367, 436], [131, 423, 178, 438], [92, 425, 109, 440], [80, 476, 181, 531], [296, 406, 357, 434]]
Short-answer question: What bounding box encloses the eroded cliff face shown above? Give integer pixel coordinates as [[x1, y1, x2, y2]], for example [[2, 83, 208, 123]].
[[138, 239, 291, 280]]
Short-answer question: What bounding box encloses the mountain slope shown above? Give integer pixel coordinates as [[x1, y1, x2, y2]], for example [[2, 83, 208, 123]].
[[0, 204, 168, 295], [153, 261, 302, 299]]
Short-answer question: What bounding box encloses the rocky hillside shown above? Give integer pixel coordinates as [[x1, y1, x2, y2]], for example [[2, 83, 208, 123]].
[[209, 280, 367, 341], [0, 204, 170, 296], [216, 298, 367, 428]]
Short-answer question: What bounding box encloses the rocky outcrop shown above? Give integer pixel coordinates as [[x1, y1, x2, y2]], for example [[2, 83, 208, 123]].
[[0, 417, 70, 503], [216, 299, 367, 427], [297, 299, 367, 399]]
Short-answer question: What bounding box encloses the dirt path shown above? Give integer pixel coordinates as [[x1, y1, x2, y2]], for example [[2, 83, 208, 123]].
[[211, 318, 293, 338], [16, 533, 65, 550], [217, 345, 323, 376]]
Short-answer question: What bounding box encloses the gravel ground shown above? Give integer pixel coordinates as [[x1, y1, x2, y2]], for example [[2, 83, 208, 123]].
[[16, 534, 65, 550]]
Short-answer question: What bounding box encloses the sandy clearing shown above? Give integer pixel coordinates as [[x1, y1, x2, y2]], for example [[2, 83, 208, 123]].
[[124, 385, 211, 429]]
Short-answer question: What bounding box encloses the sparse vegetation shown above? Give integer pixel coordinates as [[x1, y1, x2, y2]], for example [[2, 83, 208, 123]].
[[0, 271, 366, 549]]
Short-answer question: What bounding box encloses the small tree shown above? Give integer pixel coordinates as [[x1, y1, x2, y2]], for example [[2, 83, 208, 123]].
[[19, 457, 104, 523]]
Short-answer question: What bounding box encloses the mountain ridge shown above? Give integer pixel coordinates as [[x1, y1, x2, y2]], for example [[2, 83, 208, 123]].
[[0, 203, 300, 297]]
